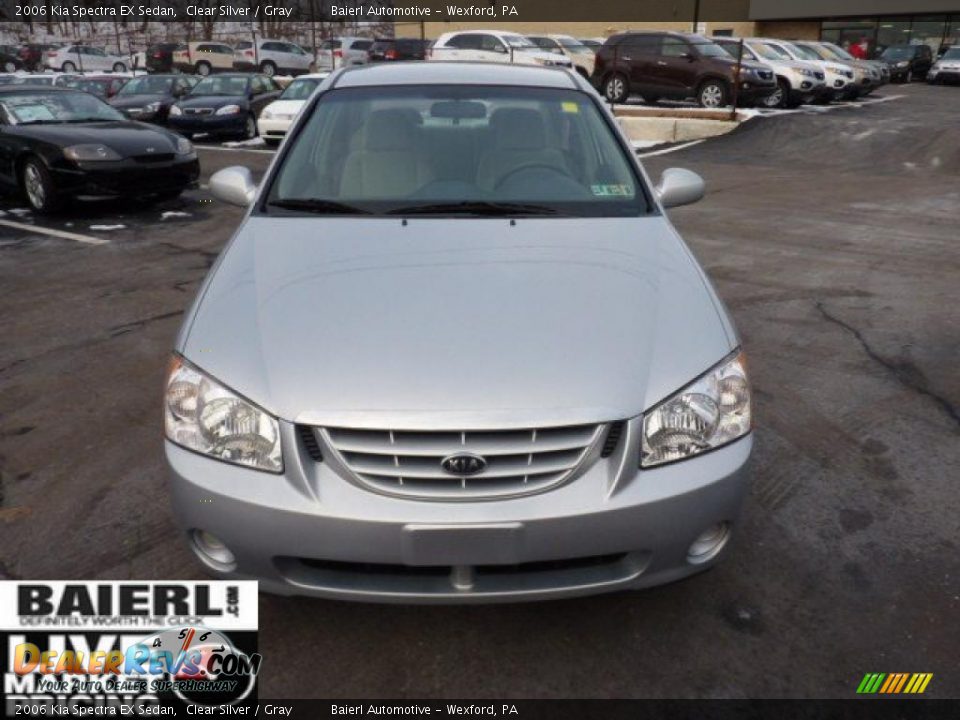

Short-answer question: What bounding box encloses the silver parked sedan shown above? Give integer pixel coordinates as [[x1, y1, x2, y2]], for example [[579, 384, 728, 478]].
[[165, 62, 752, 603]]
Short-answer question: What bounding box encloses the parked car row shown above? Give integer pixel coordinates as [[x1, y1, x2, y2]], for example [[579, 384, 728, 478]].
[[590, 31, 897, 108]]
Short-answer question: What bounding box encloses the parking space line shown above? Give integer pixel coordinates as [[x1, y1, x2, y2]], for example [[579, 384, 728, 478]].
[[637, 140, 705, 158], [0, 219, 109, 245], [196, 145, 275, 155]]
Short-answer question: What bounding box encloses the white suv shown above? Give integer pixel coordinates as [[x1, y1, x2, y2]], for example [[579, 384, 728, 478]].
[[429, 30, 573, 69], [234, 40, 313, 77], [715, 37, 826, 108]]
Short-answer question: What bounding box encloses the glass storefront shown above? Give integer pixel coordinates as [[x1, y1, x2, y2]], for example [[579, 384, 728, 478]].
[[820, 14, 959, 58]]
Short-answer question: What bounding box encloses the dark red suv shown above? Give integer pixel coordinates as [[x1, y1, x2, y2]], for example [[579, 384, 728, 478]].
[[592, 31, 777, 108]]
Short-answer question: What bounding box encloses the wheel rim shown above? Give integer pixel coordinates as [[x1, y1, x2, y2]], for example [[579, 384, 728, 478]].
[[262, 63, 275, 76], [198, 64, 210, 76], [607, 77, 623, 101], [764, 87, 783, 107], [24, 164, 45, 209], [3, 62, 14, 72], [246, 117, 256, 139], [63, 62, 75, 72], [701, 84, 723, 107], [907, 70, 913, 82]]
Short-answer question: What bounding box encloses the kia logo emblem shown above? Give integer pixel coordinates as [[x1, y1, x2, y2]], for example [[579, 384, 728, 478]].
[[441, 453, 487, 476]]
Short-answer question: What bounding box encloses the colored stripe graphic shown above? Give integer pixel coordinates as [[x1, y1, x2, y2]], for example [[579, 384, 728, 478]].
[[857, 673, 932, 694]]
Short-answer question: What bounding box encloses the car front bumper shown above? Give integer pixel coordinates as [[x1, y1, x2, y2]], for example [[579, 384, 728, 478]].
[[168, 112, 247, 135], [928, 70, 960, 84], [736, 81, 777, 102], [167, 419, 752, 603], [51, 155, 200, 197], [257, 116, 294, 140]]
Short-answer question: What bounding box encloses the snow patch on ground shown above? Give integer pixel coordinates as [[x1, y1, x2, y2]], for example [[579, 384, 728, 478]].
[[222, 137, 266, 148], [89, 224, 126, 231], [631, 140, 662, 150], [161, 211, 192, 220], [9, 208, 31, 216]]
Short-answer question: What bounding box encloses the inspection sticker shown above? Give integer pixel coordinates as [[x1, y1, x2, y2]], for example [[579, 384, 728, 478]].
[[561, 101, 580, 113], [591, 184, 633, 197]]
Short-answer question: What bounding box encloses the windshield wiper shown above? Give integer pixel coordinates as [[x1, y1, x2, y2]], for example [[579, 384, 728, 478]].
[[387, 201, 561, 217], [266, 198, 373, 215]]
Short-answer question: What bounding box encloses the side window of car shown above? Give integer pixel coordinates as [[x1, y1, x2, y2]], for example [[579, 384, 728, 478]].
[[621, 35, 657, 57], [448, 34, 479, 50], [660, 37, 691, 57], [479, 35, 506, 53]]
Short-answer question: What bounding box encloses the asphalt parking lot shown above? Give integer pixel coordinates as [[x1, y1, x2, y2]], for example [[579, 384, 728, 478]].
[[1, 82, 957, 698]]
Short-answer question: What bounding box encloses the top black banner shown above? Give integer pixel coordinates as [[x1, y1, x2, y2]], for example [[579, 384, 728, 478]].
[[1, 0, 754, 24]]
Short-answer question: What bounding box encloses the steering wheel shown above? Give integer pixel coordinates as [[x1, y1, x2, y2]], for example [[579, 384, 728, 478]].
[[493, 162, 570, 191]]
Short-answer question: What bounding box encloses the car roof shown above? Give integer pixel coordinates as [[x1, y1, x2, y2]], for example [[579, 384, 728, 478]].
[[332, 61, 579, 89], [0, 85, 77, 93]]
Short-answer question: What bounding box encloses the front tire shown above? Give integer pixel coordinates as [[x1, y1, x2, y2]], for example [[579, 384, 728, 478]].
[[195, 61, 211, 76], [241, 114, 257, 140], [21, 158, 62, 214], [61, 61, 76, 72], [698, 79, 729, 108], [763, 79, 790, 108], [259, 60, 277, 77], [603, 73, 629, 104]]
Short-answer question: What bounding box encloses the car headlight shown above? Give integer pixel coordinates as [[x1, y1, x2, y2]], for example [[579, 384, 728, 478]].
[[169, 104, 182, 116], [164, 356, 283, 473], [896, 60, 909, 67], [63, 144, 122, 162], [215, 104, 241, 115], [641, 351, 751, 468], [793, 66, 813, 76], [175, 136, 194, 155], [144, 101, 161, 113]]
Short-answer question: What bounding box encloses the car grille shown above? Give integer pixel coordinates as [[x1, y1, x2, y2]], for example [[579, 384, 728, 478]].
[[184, 107, 214, 116], [316, 423, 608, 500], [133, 153, 175, 163], [814, 71, 825, 80]]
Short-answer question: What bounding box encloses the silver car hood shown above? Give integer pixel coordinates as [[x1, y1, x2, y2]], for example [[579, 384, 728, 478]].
[[179, 217, 735, 429]]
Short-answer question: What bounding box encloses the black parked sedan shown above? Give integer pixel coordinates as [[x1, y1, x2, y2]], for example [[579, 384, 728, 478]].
[[109, 74, 199, 124], [167, 73, 281, 140], [0, 86, 200, 213]]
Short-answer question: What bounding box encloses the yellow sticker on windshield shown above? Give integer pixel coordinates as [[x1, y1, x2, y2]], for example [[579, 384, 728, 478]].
[[561, 102, 579, 113]]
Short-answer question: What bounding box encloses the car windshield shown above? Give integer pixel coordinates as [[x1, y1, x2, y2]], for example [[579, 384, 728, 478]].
[[941, 47, 960, 59], [64, 78, 110, 94], [117, 75, 174, 95], [265, 85, 648, 217], [280, 77, 321, 100], [790, 43, 825, 61], [716, 42, 755, 60], [0, 90, 124, 124], [556, 37, 591, 53], [504, 35, 538, 49], [189, 76, 248, 96], [821, 43, 855, 61], [752, 42, 792, 60], [881, 46, 914, 60], [691, 37, 730, 58]]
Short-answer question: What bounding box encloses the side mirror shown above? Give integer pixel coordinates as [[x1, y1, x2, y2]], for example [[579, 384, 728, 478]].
[[495, 45, 508, 54], [209, 166, 258, 207], [655, 168, 705, 209]]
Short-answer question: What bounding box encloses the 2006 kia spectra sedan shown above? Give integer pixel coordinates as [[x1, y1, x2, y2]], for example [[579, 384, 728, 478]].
[[165, 62, 752, 603]]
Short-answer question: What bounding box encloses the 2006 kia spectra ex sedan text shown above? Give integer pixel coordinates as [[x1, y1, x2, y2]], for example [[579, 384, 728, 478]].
[[164, 62, 752, 603]]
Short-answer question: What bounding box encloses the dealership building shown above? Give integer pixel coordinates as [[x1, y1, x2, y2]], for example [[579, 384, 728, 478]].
[[423, 0, 960, 57]]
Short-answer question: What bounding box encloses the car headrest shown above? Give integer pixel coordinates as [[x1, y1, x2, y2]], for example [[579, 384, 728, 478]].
[[490, 108, 547, 150], [363, 109, 420, 151]]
